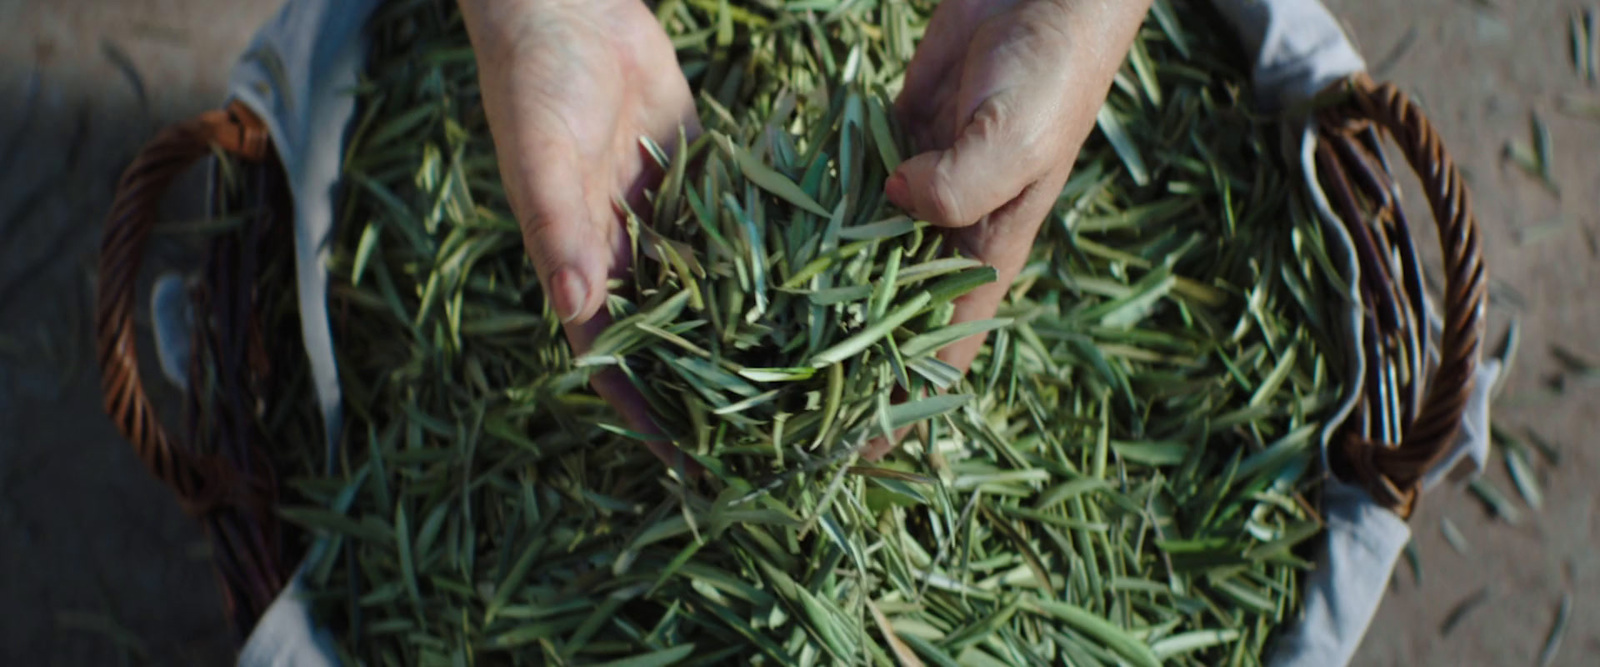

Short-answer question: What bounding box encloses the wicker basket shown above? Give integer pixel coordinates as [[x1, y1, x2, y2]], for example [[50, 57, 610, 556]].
[[96, 101, 309, 638], [95, 69, 1484, 655]]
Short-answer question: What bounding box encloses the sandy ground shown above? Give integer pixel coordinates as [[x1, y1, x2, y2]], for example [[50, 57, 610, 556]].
[[1331, 1, 1600, 665], [0, 0, 1593, 664]]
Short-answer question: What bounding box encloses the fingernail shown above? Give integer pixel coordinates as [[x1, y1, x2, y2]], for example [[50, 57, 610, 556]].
[[550, 267, 588, 323], [885, 170, 910, 208]]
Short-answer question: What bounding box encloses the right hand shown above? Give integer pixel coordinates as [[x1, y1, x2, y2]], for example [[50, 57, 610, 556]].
[[867, 0, 1149, 460], [886, 0, 1150, 376], [461, 0, 701, 466]]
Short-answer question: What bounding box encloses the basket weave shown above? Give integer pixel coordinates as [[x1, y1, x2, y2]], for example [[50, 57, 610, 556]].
[[95, 74, 1485, 635], [1313, 74, 1487, 518], [96, 101, 304, 636]]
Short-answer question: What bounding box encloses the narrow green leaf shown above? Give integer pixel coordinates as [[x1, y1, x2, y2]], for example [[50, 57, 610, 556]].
[[1026, 597, 1160, 667], [729, 137, 831, 217], [1095, 104, 1150, 186], [590, 645, 698, 667], [809, 291, 931, 367], [900, 318, 1013, 359]]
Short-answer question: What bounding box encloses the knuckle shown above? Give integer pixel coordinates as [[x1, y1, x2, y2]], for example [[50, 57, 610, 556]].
[[1018, 137, 1053, 175], [997, 8, 1074, 56], [969, 100, 1006, 138], [518, 210, 564, 267], [975, 96, 1047, 171], [519, 209, 558, 244]]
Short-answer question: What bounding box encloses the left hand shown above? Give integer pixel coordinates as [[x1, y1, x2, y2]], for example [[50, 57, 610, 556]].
[[460, 0, 702, 468], [885, 0, 1152, 373]]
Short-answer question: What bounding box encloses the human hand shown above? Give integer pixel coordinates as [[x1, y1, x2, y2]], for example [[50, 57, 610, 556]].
[[461, 0, 701, 465], [885, 0, 1151, 373]]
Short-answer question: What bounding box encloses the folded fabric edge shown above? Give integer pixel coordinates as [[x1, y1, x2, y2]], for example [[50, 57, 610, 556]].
[[226, 0, 381, 662]]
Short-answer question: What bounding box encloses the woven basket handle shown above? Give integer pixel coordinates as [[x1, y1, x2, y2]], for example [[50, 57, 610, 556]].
[[96, 101, 271, 512], [1322, 74, 1488, 517]]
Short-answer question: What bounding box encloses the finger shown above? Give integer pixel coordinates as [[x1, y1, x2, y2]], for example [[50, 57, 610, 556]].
[[563, 312, 700, 474], [896, 22, 963, 123], [937, 278, 1005, 375], [471, 24, 622, 326], [885, 99, 1041, 228], [484, 98, 614, 326], [895, 0, 997, 122], [867, 178, 1066, 461], [861, 384, 915, 462], [520, 152, 612, 325], [938, 171, 1068, 373], [865, 187, 1055, 462], [862, 428, 909, 462]]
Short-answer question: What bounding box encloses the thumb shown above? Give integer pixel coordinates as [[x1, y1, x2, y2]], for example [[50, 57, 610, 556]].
[[885, 103, 1040, 228], [504, 133, 610, 325]]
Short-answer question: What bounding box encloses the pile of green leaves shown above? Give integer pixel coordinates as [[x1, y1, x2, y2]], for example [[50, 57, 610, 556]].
[[276, 1, 1352, 665], [583, 86, 1001, 463]]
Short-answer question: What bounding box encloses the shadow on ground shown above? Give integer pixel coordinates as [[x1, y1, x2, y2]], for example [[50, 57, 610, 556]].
[[0, 2, 287, 663]]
